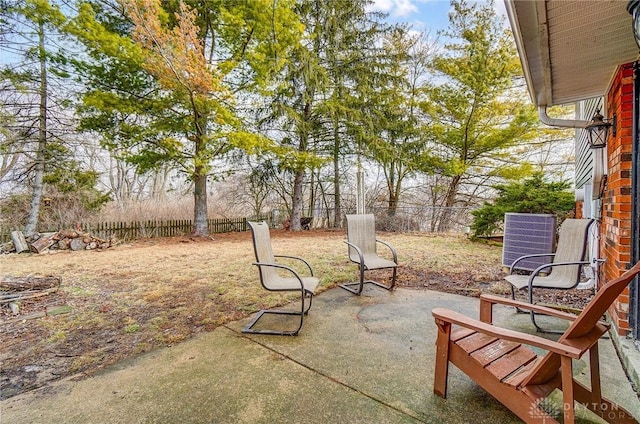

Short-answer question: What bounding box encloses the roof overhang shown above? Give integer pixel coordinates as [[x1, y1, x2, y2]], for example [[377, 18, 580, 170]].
[[505, 0, 639, 108]]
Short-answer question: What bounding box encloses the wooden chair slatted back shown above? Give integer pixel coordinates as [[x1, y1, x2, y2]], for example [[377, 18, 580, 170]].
[[523, 261, 640, 386]]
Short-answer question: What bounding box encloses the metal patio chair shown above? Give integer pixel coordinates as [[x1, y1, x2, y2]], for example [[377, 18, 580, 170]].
[[341, 214, 398, 295], [244, 221, 319, 336], [505, 218, 595, 332]]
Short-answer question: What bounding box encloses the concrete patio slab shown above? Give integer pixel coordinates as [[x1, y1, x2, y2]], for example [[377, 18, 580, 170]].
[[2, 286, 638, 423]]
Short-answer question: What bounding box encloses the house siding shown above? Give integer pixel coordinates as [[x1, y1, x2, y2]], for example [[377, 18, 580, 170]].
[[575, 98, 602, 189], [604, 63, 635, 335]]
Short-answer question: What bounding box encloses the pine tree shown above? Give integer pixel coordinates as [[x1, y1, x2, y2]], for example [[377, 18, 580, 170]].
[[421, 0, 538, 231], [71, 0, 303, 236], [0, 0, 78, 234]]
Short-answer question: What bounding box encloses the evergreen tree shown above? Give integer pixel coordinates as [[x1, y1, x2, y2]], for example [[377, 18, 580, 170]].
[[0, 0, 95, 233], [361, 29, 435, 217], [261, 0, 391, 229], [421, 0, 538, 232], [71, 0, 302, 236], [470, 173, 575, 238]]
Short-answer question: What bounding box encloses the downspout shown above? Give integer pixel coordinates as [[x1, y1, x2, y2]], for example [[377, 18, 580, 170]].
[[537, 105, 591, 129], [631, 61, 640, 341]]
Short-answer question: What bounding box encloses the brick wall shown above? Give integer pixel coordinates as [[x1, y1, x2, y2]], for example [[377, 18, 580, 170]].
[[576, 201, 584, 219], [603, 62, 635, 335]]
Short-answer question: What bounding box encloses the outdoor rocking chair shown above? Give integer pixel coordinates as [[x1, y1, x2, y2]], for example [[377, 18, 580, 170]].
[[243, 221, 319, 336], [341, 214, 398, 295], [505, 218, 595, 333], [432, 261, 640, 424]]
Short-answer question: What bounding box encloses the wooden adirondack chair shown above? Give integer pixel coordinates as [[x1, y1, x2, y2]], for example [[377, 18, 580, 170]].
[[432, 261, 640, 424]]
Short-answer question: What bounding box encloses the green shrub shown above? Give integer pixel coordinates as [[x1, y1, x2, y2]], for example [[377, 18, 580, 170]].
[[470, 174, 575, 238]]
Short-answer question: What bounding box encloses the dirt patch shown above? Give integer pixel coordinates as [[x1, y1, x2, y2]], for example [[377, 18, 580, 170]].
[[395, 267, 594, 311], [0, 230, 594, 400]]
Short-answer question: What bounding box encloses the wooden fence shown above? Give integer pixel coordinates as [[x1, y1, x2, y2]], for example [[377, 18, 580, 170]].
[[0, 215, 271, 244]]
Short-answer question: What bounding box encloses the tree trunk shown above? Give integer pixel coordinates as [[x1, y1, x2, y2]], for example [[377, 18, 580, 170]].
[[428, 175, 443, 232], [25, 19, 47, 236], [1, 275, 61, 290], [191, 104, 209, 237], [192, 172, 208, 236], [387, 161, 399, 217], [333, 121, 341, 227], [290, 170, 304, 231], [437, 174, 462, 232], [308, 171, 315, 217], [388, 194, 399, 217], [290, 97, 311, 232], [11, 231, 30, 254]]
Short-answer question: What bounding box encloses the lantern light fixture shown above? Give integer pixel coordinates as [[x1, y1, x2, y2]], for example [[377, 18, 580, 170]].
[[584, 109, 615, 149], [628, 0, 640, 49]]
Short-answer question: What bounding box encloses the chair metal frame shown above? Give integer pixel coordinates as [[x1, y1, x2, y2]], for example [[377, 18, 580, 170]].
[[505, 218, 595, 333], [243, 221, 318, 336], [341, 214, 398, 295]]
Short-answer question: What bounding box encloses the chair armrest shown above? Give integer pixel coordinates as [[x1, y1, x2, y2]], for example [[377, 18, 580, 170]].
[[432, 307, 582, 358], [526, 260, 590, 283], [376, 239, 398, 264], [479, 294, 579, 321], [253, 261, 306, 289], [273, 255, 314, 276], [509, 253, 556, 274], [344, 240, 365, 264]]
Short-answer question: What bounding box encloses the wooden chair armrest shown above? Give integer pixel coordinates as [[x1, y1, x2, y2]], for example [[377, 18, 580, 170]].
[[273, 255, 314, 276], [432, 307, 582, 358], [480, 294, 579, 321]]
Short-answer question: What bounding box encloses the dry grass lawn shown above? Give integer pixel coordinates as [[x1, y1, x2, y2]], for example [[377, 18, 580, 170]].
[[1, 229, 508, 399]]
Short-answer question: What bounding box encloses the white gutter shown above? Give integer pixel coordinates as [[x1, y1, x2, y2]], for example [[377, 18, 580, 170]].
[[504, 0, 536, 105], [538, 105, 590, 129]]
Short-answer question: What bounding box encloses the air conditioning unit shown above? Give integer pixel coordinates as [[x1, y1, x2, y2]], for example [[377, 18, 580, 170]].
[[502, 213, 556, 271]]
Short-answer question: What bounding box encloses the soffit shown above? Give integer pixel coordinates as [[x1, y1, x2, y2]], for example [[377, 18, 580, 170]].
[[506, 0, 639, 106]]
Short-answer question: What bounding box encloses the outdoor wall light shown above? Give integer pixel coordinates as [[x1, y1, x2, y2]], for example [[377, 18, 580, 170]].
[[584, 109, 615, 149]]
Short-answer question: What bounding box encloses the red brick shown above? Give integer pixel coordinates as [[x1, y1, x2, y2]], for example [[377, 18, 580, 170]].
[[602, 63, 634, 335]]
